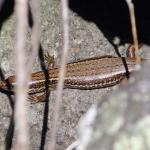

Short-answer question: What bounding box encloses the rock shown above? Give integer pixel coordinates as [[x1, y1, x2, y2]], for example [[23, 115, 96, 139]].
[[77, 62, 150, 150]]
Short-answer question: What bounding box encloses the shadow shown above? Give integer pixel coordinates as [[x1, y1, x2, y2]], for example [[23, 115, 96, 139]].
[[0, 67, 15, 150], [5, 113, 15, 150], [0, 73, 15, 150], [28, 2, 33, 28], [0, 0, 14, 30], [69, 0, 150, 45], [38, 45, 50, 150]]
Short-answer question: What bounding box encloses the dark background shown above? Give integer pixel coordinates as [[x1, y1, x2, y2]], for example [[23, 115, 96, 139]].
[[0, 0, 150, 45], [69, 0, 150, 45]]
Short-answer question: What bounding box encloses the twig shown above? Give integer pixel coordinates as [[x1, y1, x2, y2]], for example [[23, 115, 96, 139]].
[[48, 0, 69, 149], [14, 0, 40, 149], [125, 0, 141, 64], [14, 0, 29, 149], [65, 141, 79, 150], [27, 0, 40, 72]]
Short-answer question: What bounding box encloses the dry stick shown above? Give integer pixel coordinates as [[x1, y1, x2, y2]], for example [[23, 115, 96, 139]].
[[126, 0, 141, 65], [65, 141, 79, 150], [14, 0, 29, 149], [48, 0, 69, 150], [27, 0, 40, 73], [14, 0, 40, 149]]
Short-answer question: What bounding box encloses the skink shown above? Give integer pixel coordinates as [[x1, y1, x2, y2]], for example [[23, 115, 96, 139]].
[[0, 55, 145, 102]]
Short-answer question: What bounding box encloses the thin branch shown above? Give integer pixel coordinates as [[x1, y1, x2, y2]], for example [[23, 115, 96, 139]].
[[48, 0, 69, 149], [27, 0, 40, 72], [14, 0, 29, 149], [14, 0, 40, 149], [125, 0, 141, 64], [65, 141, 79, 150]]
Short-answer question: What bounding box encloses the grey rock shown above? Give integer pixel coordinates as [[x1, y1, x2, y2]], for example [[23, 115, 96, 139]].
[[77, 63, 150, 150]]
